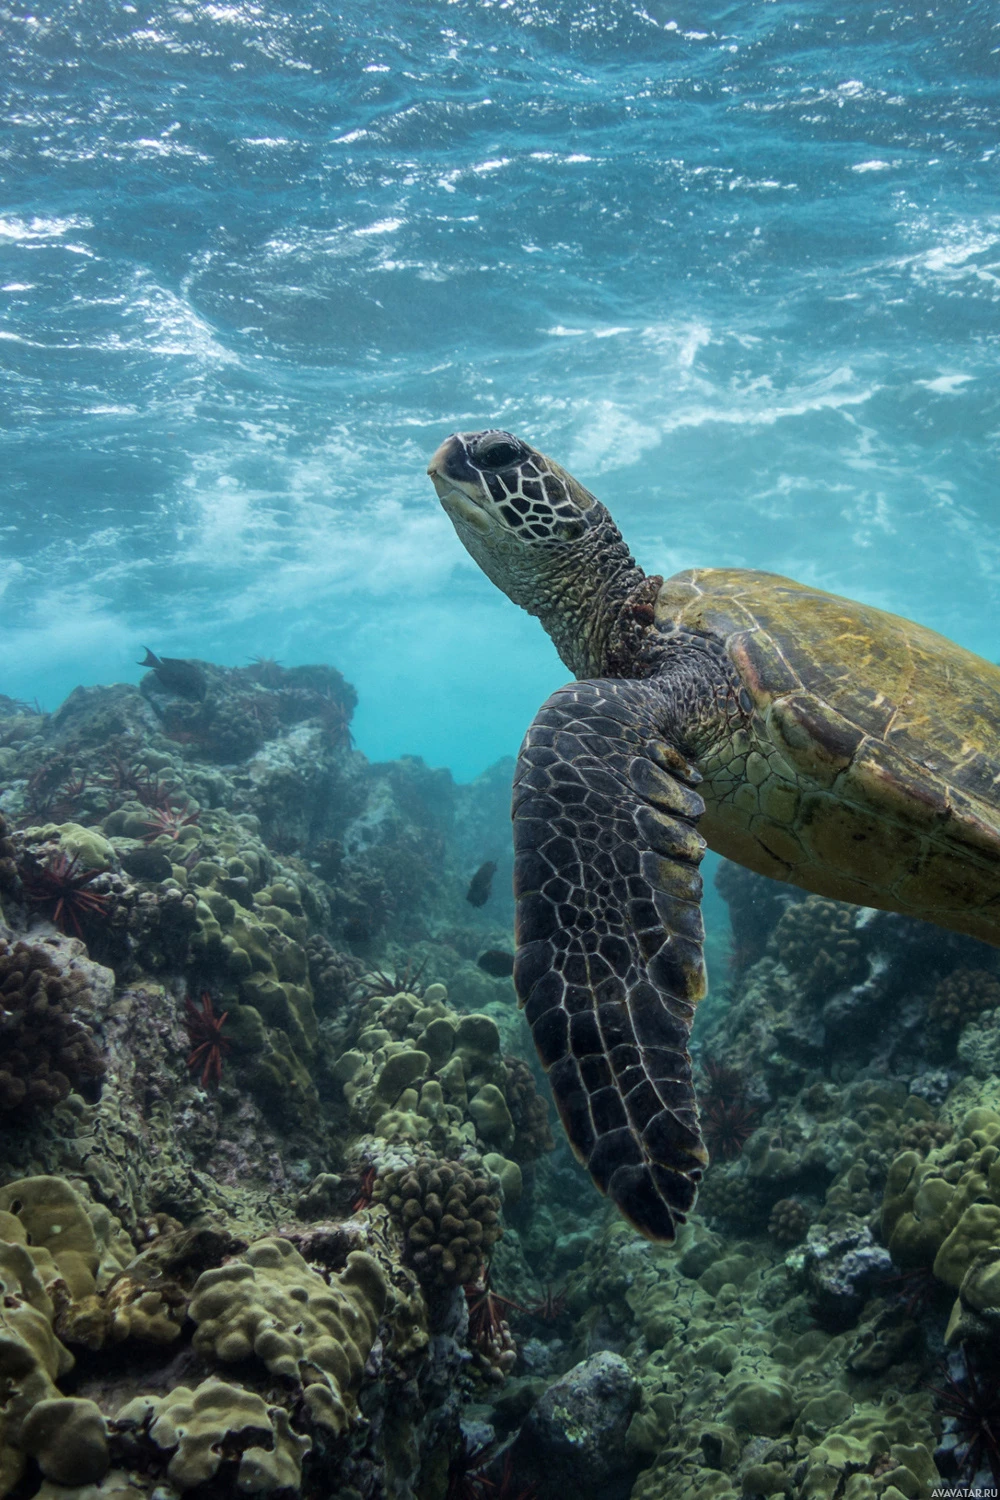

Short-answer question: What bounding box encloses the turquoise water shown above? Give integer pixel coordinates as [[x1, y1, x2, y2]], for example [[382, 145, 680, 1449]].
[[2, 1, 998, 779]]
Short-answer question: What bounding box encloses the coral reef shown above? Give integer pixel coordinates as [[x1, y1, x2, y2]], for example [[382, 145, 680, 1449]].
[[768, 1197, 811, 1246], [503, 1054, 555, 1161], [0, 658, 994, 1500], [767, 893, 867, 1000]]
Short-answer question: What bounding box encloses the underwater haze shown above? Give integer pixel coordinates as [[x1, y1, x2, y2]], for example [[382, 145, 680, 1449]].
[[2, 0, 999, 779]]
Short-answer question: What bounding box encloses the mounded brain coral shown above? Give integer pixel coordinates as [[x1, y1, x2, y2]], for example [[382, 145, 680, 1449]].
[[882, 1107, 1000, 1319], [188, 1237, 386, 1432], [116, 1377, 311, 1493], [0, 939, 105, 1116]]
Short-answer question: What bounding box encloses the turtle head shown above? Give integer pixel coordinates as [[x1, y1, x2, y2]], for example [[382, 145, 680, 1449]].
[[427, 429, 598, 585], [428, 428, 648, 676]]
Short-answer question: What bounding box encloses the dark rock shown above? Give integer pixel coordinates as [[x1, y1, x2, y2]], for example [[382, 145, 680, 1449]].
[[508, 1351, 640, 1500], [120, 847, 173, 882]]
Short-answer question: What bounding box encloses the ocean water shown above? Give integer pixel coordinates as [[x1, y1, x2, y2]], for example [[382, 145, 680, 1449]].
[[2, 0, 998, 782]]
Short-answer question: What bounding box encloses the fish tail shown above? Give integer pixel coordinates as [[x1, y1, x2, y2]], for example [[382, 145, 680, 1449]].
[[138, 648, 161, 667]]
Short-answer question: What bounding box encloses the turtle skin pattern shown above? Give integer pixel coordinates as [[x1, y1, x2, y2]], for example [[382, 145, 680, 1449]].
[[513, 678, 710, 1240]]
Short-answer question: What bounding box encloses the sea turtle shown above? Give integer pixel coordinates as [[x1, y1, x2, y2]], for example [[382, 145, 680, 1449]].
[[427, 427, 1000, 1242]]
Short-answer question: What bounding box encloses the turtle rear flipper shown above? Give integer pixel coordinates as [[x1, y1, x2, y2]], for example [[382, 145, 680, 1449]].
[[514, 678, 709, 1242]]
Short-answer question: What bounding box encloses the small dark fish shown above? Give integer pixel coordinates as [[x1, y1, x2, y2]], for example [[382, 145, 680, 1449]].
[[466, 860, 497, 908], [477, 948, 515, 978], [139, 648, 207, 701]]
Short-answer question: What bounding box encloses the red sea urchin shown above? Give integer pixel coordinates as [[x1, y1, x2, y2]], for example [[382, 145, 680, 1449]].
[[21, 852, 110, 939], [184, 990, 231, 1087], [933, 1345, 1000, 1488], [697, 1055, 761, 1164]]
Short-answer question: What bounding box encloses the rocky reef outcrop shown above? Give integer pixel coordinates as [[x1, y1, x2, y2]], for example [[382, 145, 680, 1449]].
[[2, 664, 999, 1500]]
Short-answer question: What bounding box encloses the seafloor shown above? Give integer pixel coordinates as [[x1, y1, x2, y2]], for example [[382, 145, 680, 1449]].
[[0, 658, 997, 1500]]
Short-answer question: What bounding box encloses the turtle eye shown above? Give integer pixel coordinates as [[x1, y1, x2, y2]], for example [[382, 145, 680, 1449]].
[[474, 436, 523, 470]]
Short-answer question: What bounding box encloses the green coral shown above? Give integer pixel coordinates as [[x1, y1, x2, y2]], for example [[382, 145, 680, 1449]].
[[116, 1377, 311, 1492], [0, 1177, 134, 1350], [374, 1157, 503, 1287], [0, 1187, 124, 1494], [882, 1107, 1000, 1284], [188, 1237, 386, 1432], [340, 985, 530, 1158]]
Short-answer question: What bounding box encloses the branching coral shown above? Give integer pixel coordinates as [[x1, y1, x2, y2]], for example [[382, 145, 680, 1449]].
[[0, 811, 17, 897], [768, 1197, 811, 1246], [306, 934, 363, 1015], [374, 1158, 503, 1288], [929, 968, 1000, 1034], [767, 894, 865, 999], [0, 940, 105, 1116]]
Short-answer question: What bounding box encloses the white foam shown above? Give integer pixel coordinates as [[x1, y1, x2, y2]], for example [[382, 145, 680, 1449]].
[[354, 218, 405, 235], [0, 214, 91, 242], [918, 374, 973, 393]]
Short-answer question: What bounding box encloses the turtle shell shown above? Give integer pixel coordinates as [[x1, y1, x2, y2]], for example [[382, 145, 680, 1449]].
[[656, 568, 1000, 946]]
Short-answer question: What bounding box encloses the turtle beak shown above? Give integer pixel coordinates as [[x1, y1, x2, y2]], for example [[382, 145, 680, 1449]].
[[427, 434, 491, 532]]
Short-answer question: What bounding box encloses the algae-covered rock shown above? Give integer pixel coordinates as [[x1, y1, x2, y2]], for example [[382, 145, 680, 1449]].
[[188, 1237, 386, 1432], [510, 1351, 641, 1500]]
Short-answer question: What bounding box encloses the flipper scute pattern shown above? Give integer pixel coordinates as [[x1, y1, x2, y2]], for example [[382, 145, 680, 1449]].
[[513, 679, 710, 1241]]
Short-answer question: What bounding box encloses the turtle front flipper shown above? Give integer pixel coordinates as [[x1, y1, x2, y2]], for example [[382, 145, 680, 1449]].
[[514, 678, 710, 1242]]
